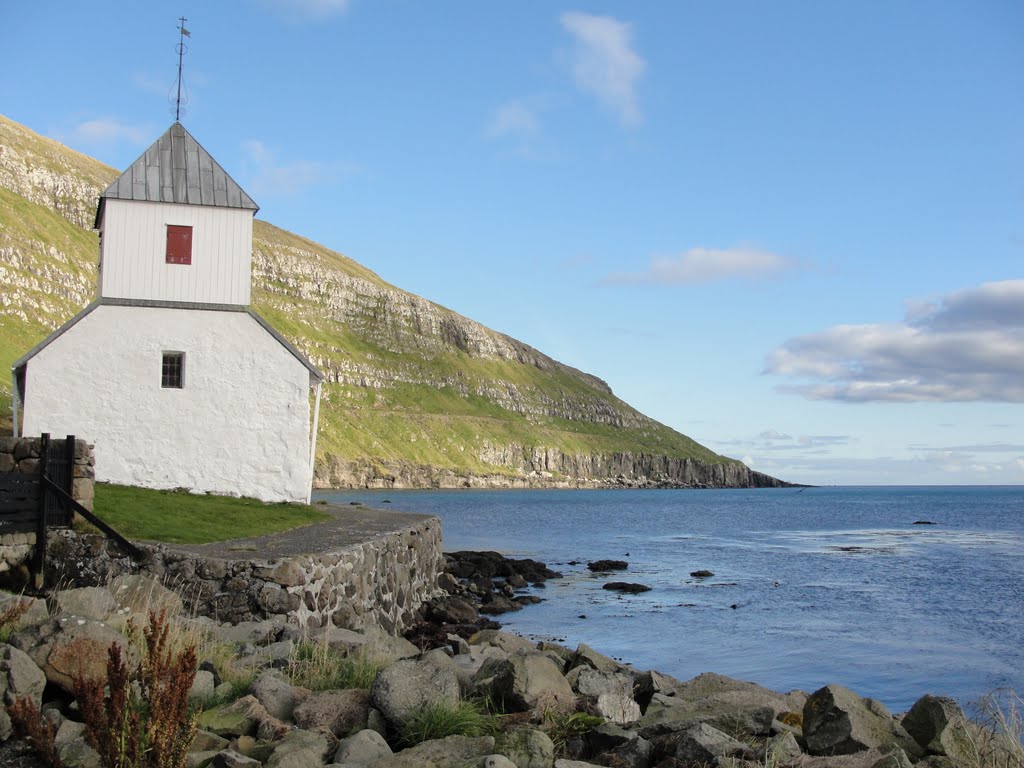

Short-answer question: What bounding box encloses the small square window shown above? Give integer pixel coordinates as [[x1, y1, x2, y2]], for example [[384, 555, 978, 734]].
[[161, 352, 184, 389], [166, 225, 192, 265]]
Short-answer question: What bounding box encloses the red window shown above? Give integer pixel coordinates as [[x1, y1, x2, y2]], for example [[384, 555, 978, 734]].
[[166, 225, 192, 265]]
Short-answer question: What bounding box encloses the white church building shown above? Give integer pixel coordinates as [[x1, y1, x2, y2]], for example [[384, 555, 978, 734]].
[[12, 122, 323, 503]]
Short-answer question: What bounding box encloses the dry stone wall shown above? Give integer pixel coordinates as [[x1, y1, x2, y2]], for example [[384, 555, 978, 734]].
[[0, 436, 95, 575], [45, 516, 443, 634]]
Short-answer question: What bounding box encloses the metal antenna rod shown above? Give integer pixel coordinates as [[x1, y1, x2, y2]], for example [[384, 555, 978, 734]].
[[175, 17, 190, 122]]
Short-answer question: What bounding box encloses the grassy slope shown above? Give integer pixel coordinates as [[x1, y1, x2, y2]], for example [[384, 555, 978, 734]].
[[0, 116, 738, 480]]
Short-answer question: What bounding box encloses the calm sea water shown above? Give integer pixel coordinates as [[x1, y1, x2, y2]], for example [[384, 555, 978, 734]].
[[314, 486, 1024, 711]]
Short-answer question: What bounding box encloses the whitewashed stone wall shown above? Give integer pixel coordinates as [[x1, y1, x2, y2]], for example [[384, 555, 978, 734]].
[[45, 516, 443, 634]]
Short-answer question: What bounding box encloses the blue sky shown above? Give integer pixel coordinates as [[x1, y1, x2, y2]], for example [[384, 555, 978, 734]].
[[5, 1, 1023, 485]]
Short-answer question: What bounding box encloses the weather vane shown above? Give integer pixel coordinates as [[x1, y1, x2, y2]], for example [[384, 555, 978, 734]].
[[173, 16, 191, 122]]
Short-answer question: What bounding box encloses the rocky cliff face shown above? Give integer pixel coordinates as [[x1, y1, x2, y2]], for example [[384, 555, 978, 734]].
[[0, 115, 790, 489], [316, 451, 789, 490]]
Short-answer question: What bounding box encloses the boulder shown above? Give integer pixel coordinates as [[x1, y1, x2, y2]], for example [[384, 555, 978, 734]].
[[0, 593, 48, 629], [109, 573, 184, 616], [803, 684, 922, 758], [189, 669, 217, 703], [264, 728, 330, 768], [595, 692, 641, 724], [199, 696, 260, 738], [602, 582, 651, 593], [251, 670, 299, 722], [496, 726, 555, 768], [51, 586, 117, 621], [473, 651, 576, 712], [901, 694, 973, 760], [190, 730, 231, 753], [674, 722, 751, 763], [587, 560, 628, 572], [370, 657, 461, 725], [211, 750, 262, 768], [357, 625, 421, 662], [766, 730, 803, 763], [566, 666, 634, 699], [294, 688, 371, 736], [872, 749, 915, 768], [484, 756, 518, 768], [638, 674, 794, 740], [469, 629, 536, 655], [571, 643, 627, 675], [0, 644, 48, 740], [28, 617, 133, 695], [211, 618, 285, 646], [369, 734, 494, 768], [333, 728, 393, 764], [54, 719, 101, 768]]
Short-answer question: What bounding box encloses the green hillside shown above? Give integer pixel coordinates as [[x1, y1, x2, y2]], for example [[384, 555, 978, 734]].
[[0, 114, 783, 488]]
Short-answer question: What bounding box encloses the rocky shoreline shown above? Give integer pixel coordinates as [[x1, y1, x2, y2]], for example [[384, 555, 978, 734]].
[[0, 553, 1018, 768]]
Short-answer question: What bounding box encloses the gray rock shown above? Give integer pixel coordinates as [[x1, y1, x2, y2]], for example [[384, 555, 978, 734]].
[[110, 573, 184, 616], [901, 694, 973, 760], [265, 728, 331, 768], [190, 730, 231, 753], [0, 593, 48, 629], [369, 734, 495, 768], [600, 734, 653, 768], [0, 644, 47, 739], [334, 728, 393, 764], [51, 586, 117, 621], [189, 669, 217, 704], [565, 666, 633, 699], [251, 670, 299, 721], [211, 750, 263, 768], [469, 629, 536, 654], [371, 657, 461, 725], [496, 726, 555, 768], [212, 618, 285, 646], [484, 756, 519, 768], [294, 688, 372, 737], [766, 730, 803, 763], [872, 749, 914, 768], [803, 684, 922, 758], [674, 722, 751, 763], [54, 719, 102, 768], [571, 643, 626, 674], [474, 651, 576, 713], [554, 762, 603, 768], [595, 692, 641, 724], [199, 695, 260, 738]]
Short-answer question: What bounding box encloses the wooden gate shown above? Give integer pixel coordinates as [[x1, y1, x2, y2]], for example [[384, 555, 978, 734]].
[[0, 433, 142, 586]]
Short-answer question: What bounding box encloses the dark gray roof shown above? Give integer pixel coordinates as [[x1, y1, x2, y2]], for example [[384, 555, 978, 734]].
[[94, 122, 258, 228], [13, 299, 322, 386]]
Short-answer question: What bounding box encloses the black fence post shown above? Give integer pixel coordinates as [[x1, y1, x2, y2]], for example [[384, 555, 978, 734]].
[[33, 433, 50, 589]]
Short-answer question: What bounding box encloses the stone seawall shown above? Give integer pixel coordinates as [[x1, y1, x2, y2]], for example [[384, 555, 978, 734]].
[[44, 514, 443, 634]]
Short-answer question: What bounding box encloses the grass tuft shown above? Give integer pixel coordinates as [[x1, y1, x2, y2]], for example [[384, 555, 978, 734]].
[[396, 700, 497, 747], [285, 639, 387, 692]]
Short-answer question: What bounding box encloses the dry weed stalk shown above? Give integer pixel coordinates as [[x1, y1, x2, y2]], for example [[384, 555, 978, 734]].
[[6, 695, 64, 768], [75, 608, 199, 768]]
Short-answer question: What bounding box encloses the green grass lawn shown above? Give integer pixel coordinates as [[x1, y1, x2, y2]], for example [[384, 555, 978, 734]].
[[91, 483, 331, 544]]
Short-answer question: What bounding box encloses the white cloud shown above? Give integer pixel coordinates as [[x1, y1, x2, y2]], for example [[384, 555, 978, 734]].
[[70, 119, 151, 146], [257, 0, 349, 21], [560, 11, 645, 125], [486, 101, 540, 140], [604, 247, 798, 284], [766, 280, 1024, 403], [242, 139, 331, 196]]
